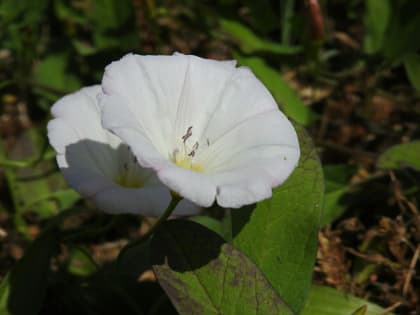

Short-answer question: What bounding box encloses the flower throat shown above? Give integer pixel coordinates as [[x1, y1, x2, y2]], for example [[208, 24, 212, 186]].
[[173, 126, 203, 172]]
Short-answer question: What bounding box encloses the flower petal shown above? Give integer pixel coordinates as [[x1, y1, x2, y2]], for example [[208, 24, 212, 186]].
[[48, 85, 200, 216], [101, 53, 237, 160], [198, 66, 279, 145], [101, 53, 189, 157], [157, 164, 217, 207], [213, 168, 273, 208], [198, 110, 299, 175]]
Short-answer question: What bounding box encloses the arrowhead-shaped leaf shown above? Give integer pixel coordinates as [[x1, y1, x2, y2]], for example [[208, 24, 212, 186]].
[[151, 220, 294, 315], [230, 125, 324, 313]]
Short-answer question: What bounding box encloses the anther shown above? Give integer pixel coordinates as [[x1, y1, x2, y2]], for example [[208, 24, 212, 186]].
[[182, 126, 193, 143]]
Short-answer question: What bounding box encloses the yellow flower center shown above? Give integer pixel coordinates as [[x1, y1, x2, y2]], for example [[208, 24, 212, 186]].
[[175, 155, 203, 172], [170, 125, 204, 172]]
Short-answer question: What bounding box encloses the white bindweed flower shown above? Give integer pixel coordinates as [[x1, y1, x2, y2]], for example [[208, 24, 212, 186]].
[[100, 53, 300, 208], [47, 85, 198, 216]]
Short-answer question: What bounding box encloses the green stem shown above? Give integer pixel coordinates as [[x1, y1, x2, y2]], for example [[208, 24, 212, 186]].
[[0, 141, 55, 168], [281, 0, 294, 45], [118, 194, 181, 260]]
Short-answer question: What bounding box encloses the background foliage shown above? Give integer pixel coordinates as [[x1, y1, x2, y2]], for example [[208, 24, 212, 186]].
[[0, 0, 419, 314]]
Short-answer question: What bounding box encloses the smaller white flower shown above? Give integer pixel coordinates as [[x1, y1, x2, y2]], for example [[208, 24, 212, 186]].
[[100, 53, 300, 208], [47, 85, 198, 216]]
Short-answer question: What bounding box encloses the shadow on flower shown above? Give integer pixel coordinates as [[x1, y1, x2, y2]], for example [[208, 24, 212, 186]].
[[59, 139, 199, 216]]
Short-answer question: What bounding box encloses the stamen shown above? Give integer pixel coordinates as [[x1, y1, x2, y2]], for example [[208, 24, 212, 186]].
[[182, 126, 193, 143], [187, 141, 199, 158]]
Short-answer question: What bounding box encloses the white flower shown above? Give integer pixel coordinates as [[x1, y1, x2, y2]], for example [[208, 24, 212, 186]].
[[47, 85, 198, 216], [100, 53, 300, 208]]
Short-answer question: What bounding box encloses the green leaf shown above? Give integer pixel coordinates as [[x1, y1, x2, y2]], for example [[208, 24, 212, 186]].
[[72, 39, 98, 56], [220, 19, 302, 55], [67, 247, 98, 277], [403, 53, 420, 92], [0, 229, 58, 315], [322, 164, 357, 226], [230, 124, 324, 313], [381, 1, 420, 64], [0, 274, 11, 315], [190, 216, 224, 237], [0, 0, 49, 26], [377, 141, 420, 171], [364, 0, 391, 54], [0, 129, 79, 236], [301, 285, 395, 315], [53, 0, 88, 25], [235, 55, 318, 126], [88, 0, 133, 31], [33, 53, 81, 102], [352, 305, 368, 315], [151, 220, 294, 315]]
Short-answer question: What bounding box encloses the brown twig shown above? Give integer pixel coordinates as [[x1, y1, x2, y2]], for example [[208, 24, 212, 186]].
[[403, 244, 420, 296], [378, 301, 402, 315], [344, 247, 401, 269]]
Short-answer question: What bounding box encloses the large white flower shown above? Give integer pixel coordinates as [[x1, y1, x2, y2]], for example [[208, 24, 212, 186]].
[[47, 85, 198, 216], [100, 53, 300, 208]]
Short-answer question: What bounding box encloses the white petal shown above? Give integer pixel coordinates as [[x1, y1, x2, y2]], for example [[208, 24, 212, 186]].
[[204, 110, 299, 207], [48, 85, 200, 216], [100, 53, 237, 158], [198, 110, 299, 174], [48, 86, 119, 178], [100, 93, 168, 169], [170, 54, 237, 146], [59, 165, 199, 216], [198, 66, 278, 145], [157, 164, 217, 207], [213, 168, 273, 208], [101, 53, 190, 157]]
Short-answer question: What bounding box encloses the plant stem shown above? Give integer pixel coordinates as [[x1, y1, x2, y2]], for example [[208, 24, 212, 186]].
[[281, 0, 294, 45], [118, 194, 181, 260]]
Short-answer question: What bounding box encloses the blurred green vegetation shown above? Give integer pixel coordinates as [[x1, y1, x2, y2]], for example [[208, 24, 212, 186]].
[[0, 0, 419, 314]]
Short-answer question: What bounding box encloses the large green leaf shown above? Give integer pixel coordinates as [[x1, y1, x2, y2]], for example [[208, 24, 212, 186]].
[[151, 220, 294, 315], [0, 229, 58, 315], [230, 124, 323, 313], [377, 141, 420, 171], [235, 55, 318, 126], [302, 285, 394, 315], [220, 19, 302, 55], [404, 53, 420, 92], [363, 0, 391, 54]]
